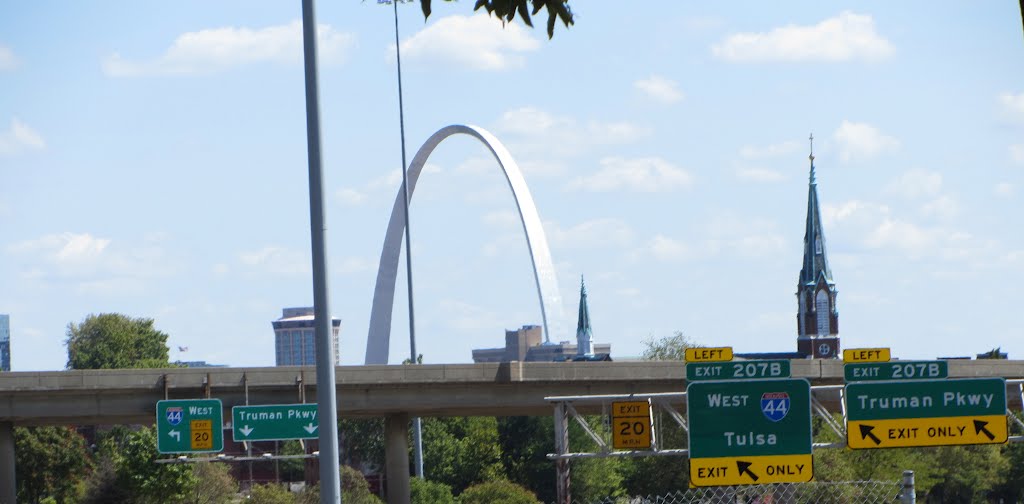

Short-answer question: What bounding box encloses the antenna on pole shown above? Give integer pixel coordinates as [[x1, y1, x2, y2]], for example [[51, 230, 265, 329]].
[[390, 0, 425, 480]]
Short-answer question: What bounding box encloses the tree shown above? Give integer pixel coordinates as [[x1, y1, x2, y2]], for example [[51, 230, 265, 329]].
[[247, 483, 295, 504], [410, 477, 456, 504], [497, 416, 556, 502], [15, 426, 92, 503], [296, 466, 385, 504], [458, 479, 542, 504], [419, 0, 573, 39], [189, 462, 237, 504], [65, 313, 172, 369], [91, 425, 197, 503], [641, 331, 699, 361], [422, 417, 505, 493]]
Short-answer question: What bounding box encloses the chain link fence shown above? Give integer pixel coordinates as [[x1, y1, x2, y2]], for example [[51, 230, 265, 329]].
[[559, 478, 908, 504]]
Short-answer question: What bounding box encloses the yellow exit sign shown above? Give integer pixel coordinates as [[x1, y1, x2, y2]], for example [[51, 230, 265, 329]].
[[843, 348, 891, 363], [611, 400, 653, 450], [685, 347, 733, 362]]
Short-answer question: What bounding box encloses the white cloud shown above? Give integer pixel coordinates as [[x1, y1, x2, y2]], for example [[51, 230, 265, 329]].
[[546, 218, 635, 249], [0, 44, 16, 71], [0, 117, 45, 156], [569, 156, 692, 192], [833, 120, 899, 162], [439, 298, 503, 332], [1010, 144, 1024, 164], [398, 14, 539, 71], [482, 210, 520, 229], [9, 232, 110, 264], [739, 140, 800, 159], [239, 246, 310, 275], [103, 21, 355, 77], [336, 188, 367, 206], [335, 256, 375, 275], [994, 183, 1014, 197], [823, 199, 973, 259], [496, 107, 651, 157], [998, 92, 1024, 119], [883, 169, 942, 199], [633, 75, 684, 104], [6, 232, 179, 292], [712, 11, 894, 63], [647, 235, 690, 261], [920, 195, 960, 220], [736, 167, 785, 182]]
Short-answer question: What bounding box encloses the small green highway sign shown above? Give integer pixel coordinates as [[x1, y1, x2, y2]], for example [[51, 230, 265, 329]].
[[687, 378, 813, 486], [846, 378, 1007, 449], [845, 360, 947, 382], [232, 404, 319, 442], [156, 399, 224, 454], [687, 360, 790, 382]]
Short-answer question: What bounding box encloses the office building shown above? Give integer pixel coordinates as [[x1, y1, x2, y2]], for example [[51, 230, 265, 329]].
[[0, 314, 9, 372], [273, 307, 341, 366]]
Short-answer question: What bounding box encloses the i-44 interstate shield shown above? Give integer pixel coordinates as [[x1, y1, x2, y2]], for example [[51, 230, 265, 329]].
[[845, 378, 1007, 449]]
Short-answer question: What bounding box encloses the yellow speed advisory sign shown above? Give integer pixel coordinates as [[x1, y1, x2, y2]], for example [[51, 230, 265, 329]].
[[611, 400, 653, 449], [847, 415, 1008, 449], [690, 454, 813, 486], [685, 347, 733, 363], [190, 419, 214, 450]]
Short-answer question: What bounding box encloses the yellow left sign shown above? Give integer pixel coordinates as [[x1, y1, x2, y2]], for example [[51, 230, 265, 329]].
[[611, 400, 653, 449], [689, 454, 813, 487], [685, 347, 733, 362]]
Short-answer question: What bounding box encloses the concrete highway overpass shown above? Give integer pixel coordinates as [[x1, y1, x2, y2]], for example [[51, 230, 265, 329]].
[[1, 360, 1023, 502]]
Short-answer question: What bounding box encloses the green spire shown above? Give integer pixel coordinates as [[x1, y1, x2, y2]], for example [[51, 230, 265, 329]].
[[576, 276, 594, 356]]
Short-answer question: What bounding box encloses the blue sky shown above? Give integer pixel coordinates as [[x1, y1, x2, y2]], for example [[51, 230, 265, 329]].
[[2, 2, 1023, 370]]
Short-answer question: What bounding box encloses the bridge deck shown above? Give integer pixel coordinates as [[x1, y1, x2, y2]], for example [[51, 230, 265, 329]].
[[1, 360, 1021, 425]]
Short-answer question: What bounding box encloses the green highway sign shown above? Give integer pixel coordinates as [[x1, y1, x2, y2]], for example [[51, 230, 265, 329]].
[[156, 399, 224, 454], [845, 361, 947, 382], [687, 378, 812, 486], [846, 378, 1007, 449], [687, 360, 790, 382], [232, 404, 319, 442]]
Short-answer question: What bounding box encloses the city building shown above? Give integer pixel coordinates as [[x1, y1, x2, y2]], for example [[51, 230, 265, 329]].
[[0, 314, 9, 372], [472, 279, 611, 363], [272, 307, 341, 366]]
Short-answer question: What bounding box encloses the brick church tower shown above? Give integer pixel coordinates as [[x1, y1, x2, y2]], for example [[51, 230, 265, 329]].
[[796, 135, 839, 359]]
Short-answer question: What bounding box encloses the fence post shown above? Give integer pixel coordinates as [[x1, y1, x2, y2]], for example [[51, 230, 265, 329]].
[[901, 470, 916, 504]]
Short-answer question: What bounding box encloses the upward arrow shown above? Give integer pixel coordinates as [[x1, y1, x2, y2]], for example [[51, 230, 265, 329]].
[[736, 460, 759, 482], [973, 419, 995, 441]]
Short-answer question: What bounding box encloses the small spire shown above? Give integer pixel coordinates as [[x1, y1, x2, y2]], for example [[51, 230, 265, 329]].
[[575, 275, 594, 357], [808, 133, 816, 184]]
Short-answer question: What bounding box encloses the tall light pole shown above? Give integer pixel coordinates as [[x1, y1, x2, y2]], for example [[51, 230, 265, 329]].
[[390, 0, 425, 479], [300, 0, 342, 502]]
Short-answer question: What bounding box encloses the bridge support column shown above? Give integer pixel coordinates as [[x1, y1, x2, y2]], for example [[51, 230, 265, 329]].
[[0, 422, 15, 504], [385, 413, 411, 504]]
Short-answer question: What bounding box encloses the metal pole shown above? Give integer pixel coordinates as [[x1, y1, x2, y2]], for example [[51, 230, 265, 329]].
[[0, 422, 15, 504], [300, 1, 341, 502], [901, 470, 915, 504], [390, 0, 424, 479]]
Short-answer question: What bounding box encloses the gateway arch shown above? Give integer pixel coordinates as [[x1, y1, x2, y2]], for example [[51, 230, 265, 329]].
[[365, 124, 566, 364]]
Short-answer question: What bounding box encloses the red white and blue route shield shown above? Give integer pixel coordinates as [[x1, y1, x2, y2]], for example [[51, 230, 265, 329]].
[[760, 392, 790, 422]]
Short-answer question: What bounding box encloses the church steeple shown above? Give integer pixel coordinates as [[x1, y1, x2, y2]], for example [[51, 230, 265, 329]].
[[575, 276, 594, 357], [796, 134, 840, 359]]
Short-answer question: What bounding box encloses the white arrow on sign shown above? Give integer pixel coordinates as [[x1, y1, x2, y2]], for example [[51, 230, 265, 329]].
[[304, 423, 318, 434], [168, 429, 180, 442], [239, 425, 254, 437]]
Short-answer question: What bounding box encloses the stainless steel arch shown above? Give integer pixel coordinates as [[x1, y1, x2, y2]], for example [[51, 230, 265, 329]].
[[365, 124, 566, 364]]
